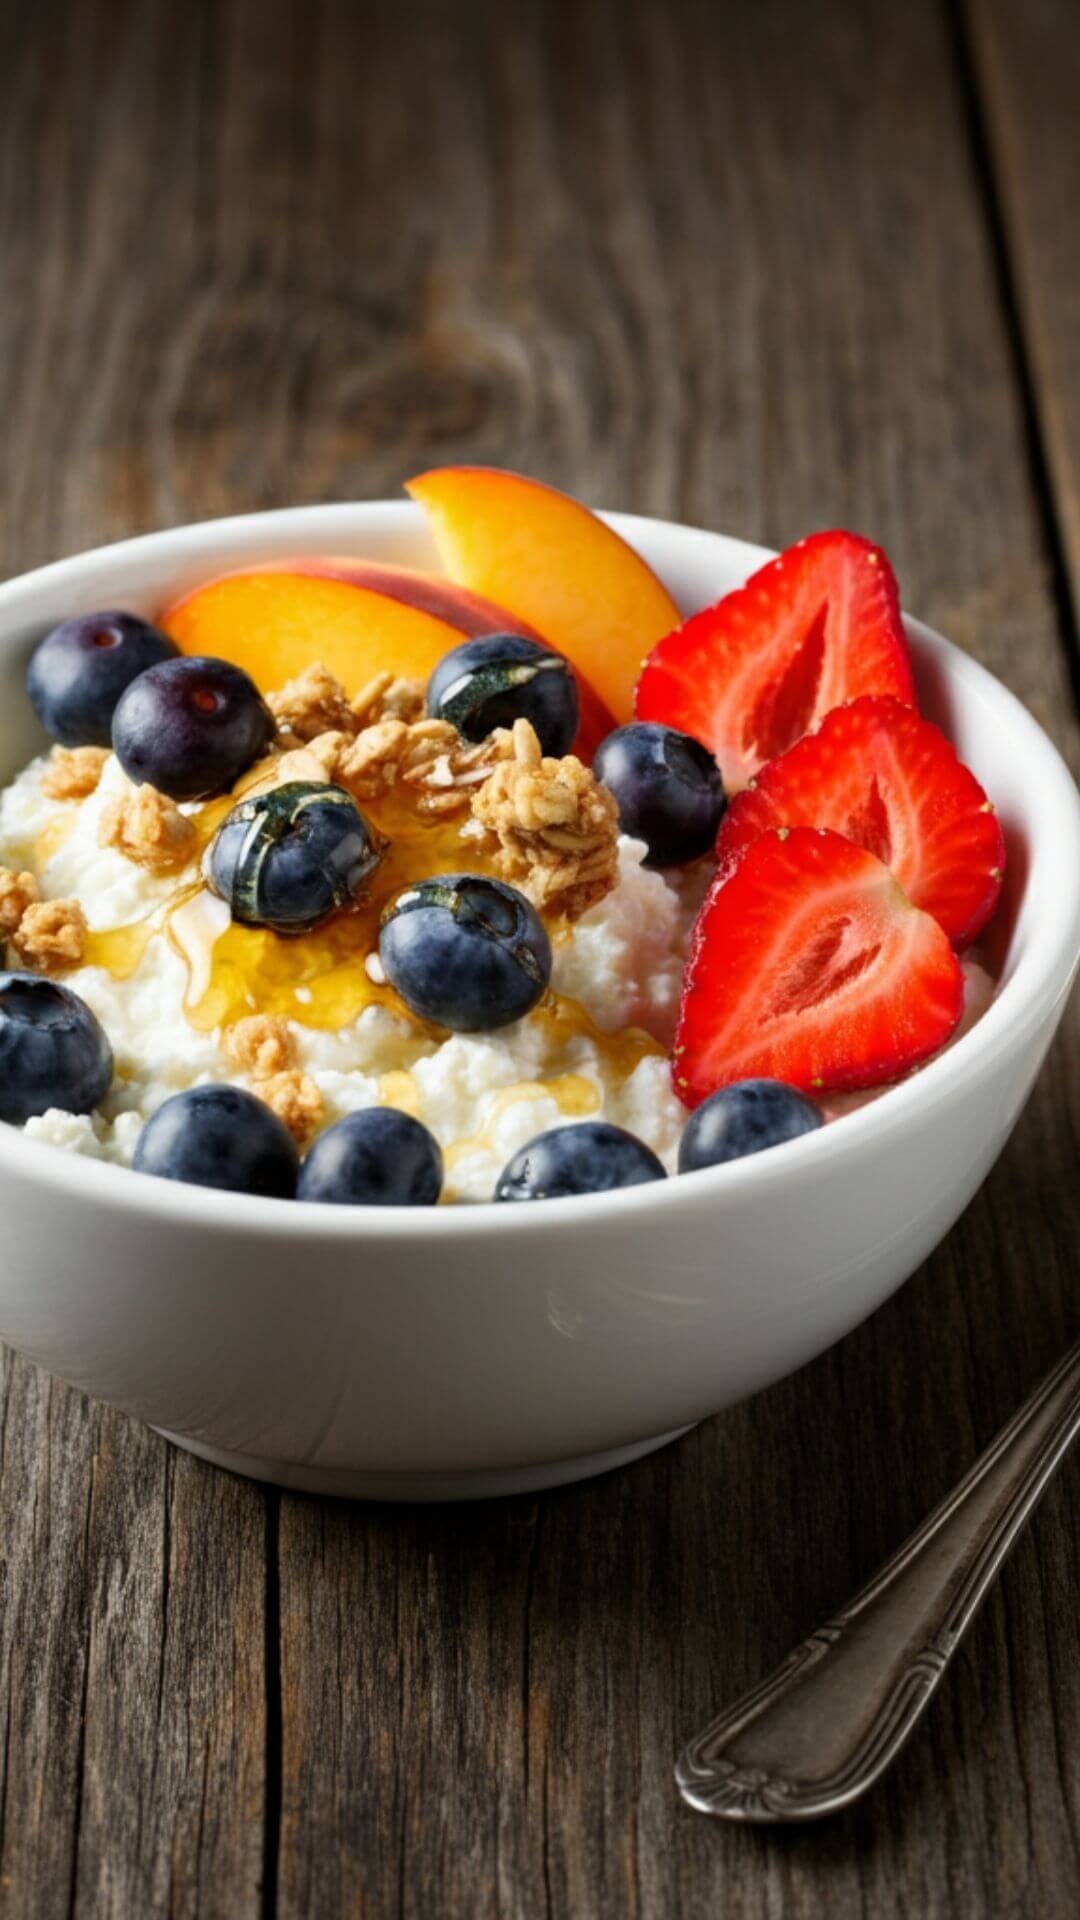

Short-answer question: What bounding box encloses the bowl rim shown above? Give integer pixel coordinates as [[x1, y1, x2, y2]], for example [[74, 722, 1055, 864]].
[[0, 499, 1078, 1239]]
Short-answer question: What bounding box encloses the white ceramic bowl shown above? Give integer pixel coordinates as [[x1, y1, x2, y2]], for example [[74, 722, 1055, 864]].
[[0, 504, 1077, 1500]]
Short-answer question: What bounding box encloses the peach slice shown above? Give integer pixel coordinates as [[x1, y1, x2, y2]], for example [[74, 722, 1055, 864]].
[[406, 467, 682, 722], [161, 571, 468, 699], [160, 567, 614, 758], [269, 557, 550, 644]]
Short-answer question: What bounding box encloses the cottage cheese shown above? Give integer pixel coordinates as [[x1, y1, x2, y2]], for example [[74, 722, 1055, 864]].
[[0, 750, 996, 1198], [0, 751, 698, 1199]]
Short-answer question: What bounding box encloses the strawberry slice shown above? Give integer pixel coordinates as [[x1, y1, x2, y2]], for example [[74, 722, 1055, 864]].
[[636, 531, 916, 790], [717, 696, 1004, 947], [673, 827, 964, 1107]]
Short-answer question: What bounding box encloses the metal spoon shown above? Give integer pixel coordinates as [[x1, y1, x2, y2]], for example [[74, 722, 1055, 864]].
[[677, 1339, 1080, 1821]]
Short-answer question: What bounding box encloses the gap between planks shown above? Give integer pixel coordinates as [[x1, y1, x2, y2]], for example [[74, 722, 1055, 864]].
[[948, 0, 1080, 713]]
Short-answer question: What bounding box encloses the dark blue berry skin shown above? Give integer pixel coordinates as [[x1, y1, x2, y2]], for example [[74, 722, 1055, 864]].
[[207, 782, 382, 933], [0, 973, 113, 1124], [427, 634, 579, 756], [298, 1108, 443, 1206], [593, 721, 726, 867], [133, 1085, 299, 1197], [112, 655, 274, 800], [495, 1121, 667, 1202], [27, 612, 179, 748], [678, 1079, 823, 1173], [379, 873, 551, 1032]]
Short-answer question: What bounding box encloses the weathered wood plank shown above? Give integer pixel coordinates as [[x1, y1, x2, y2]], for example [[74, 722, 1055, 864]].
[[966, 0, 1080, 640], [68, 1436, 268, 1919], [0, 1352, 98, 1914], [0, 5, 269, 1915], [0, 1357, 267, 1920]]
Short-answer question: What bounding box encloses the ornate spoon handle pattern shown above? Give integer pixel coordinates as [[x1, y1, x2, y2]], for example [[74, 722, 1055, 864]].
[[677, 1339, 1080, 1821]]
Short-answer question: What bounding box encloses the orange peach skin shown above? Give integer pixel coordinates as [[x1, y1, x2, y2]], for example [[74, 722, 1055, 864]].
[[259, 557, 549, 645], [160, 566, 614, 758], [406, 466, 682, 722]]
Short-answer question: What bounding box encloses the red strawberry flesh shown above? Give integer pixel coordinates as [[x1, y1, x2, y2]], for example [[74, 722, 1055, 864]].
[[673, 827, 964, 1107], [636, 531, 916, 790], [717, 696, 1005, 947]]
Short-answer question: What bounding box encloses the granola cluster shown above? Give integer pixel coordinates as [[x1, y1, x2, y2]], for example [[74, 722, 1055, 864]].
[[268, 663, 358, 741], [41, 745, 110, 802], [268, 663, 424, 742], [222, 1014, 325, 1146], [471, 720, 619, 920], [265, 667, 620, 914], [263, 732, 349, 790], [257, 1069, 325, 1147], [263, 663, 506, 817], [99, 784, 197, 873], [12, 896, 89, 973], [0, 867, 40, 939], [348, 670, 425, 729], [333, 715, 513, 817], [223, 1013, 295, 1079], [0, 865, 88, 971]]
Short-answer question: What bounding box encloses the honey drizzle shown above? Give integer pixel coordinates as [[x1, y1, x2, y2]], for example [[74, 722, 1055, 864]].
[[443, 1074, 601, 1177], [530, 995, 665, 1080], [83, 921, 155, 979], [54, 769, 666, 1102]]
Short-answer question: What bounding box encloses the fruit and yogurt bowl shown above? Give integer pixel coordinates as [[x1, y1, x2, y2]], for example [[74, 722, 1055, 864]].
[[0, 485, 1074, 1499], [0, 472, 1005, 1206]]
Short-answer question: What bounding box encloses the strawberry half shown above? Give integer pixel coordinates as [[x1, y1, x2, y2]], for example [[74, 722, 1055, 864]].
[[636, 531, 916, 791], [673, 827, 964, 1107], [717, 697, 1005, 947]]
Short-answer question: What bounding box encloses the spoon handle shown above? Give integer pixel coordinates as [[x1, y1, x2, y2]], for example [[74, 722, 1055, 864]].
[[677, 1338, 1080, 1821]]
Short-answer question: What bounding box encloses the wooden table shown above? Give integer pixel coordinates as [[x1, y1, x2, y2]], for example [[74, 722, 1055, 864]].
[[1, 2, 1078, 1913]]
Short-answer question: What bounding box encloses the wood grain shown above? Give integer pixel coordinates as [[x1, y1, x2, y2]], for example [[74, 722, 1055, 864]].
[[0, 1357, 267, 1919], [0, 1, 1077, 1916], [966, 0, 1080, 651]]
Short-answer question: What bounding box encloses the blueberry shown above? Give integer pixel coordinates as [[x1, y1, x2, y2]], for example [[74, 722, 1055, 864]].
[[298, 1108, 443, 1206], [678, 1079, 823, 1173], [133, 1085, 299, 1196], [0, 973, 113, 1124], [379, 873, 551, 1031], [27, 611, 179, 748], [207, 781, 382, 933], [593, 722, 726, 867], [495, 1120, 667, 1202], [112, 655, 274, 800], [427, 634, 579, 756]]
